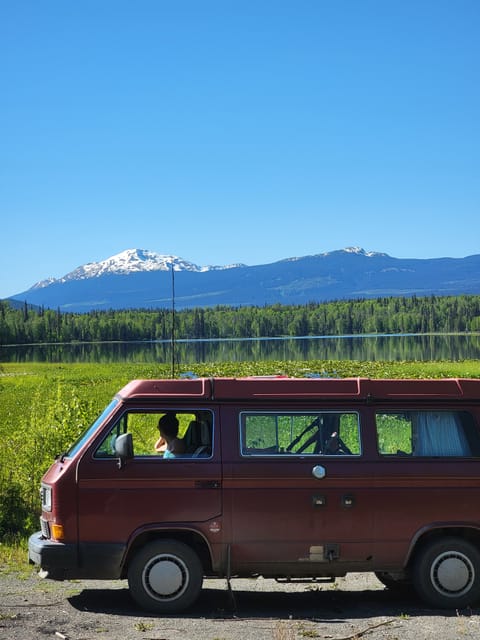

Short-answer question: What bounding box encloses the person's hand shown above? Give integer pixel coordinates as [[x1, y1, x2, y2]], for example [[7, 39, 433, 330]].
[[154, 437, 167, 452]]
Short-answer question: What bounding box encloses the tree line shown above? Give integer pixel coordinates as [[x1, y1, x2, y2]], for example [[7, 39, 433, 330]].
[[2, 295, 480, 345]]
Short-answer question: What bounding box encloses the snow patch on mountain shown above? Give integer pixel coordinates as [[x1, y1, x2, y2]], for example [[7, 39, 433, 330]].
[[341, 247, 386, 257], [31, 249, 246, 290]]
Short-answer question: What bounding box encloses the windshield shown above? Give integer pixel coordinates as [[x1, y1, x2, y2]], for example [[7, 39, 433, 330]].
[[66, 398, 119, 458]]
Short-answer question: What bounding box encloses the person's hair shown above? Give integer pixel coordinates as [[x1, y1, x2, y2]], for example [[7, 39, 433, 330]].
[[158, 412, 179, 438]]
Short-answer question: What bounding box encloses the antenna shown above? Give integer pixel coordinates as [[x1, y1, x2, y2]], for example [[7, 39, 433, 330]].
[[171, 262, 176, 378]]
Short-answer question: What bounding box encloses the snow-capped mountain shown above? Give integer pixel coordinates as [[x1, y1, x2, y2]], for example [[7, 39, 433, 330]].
[[31, 249, 246, 290], [279, 247, 385, 264], [9, 247, 480, 312]]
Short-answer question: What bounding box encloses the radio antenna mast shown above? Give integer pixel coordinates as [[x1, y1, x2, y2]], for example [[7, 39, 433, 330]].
[[171, 262, 176, 378]]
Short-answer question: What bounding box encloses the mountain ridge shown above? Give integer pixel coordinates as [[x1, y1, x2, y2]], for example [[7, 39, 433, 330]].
[[31, 248, 246, 289], [8, 247, 480, 312]]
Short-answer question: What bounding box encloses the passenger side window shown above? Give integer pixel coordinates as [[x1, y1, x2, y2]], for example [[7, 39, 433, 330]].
[[94, 410, 213, 459], [241, 412, 361, 456], [376, 411, 480, 457]]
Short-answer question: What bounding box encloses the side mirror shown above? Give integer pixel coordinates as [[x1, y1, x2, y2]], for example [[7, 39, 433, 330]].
[[115, 433, 134, 469]]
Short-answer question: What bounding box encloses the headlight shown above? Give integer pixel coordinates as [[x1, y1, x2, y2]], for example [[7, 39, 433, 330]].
[[41, 484, 52, 511]]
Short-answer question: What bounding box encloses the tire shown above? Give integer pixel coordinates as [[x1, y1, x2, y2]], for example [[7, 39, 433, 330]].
[[413, 537, 480, 609], [127, 539, 203, 613], [375, 571, 412, 592]]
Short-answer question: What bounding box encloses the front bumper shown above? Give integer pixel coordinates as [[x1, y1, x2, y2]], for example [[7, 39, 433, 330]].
[[28, 531, 79, 580], [28, 532, 125, 580]]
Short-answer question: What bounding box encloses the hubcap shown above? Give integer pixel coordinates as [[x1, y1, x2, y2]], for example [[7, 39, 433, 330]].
[[431, 551, 474, 597], [143, 554, 188, 601]]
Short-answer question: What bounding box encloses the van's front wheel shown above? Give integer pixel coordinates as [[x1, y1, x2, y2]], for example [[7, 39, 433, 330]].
[[413, 537, 480, 609], [127, 539, 203, 613]]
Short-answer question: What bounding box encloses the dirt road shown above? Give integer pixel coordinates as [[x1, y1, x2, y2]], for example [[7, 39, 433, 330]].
[[1, 569, 480, 640]]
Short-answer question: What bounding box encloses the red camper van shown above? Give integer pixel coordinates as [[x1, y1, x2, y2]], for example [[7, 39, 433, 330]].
[[29, 376, 480, 612]]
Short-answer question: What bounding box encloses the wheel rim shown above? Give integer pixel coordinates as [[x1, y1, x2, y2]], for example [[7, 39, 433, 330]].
[[142, 553, 189, 602], [430, 550, 475, 598]]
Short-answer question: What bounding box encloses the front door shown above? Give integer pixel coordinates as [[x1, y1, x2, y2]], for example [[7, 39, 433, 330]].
[[76, 407, 222, 546]]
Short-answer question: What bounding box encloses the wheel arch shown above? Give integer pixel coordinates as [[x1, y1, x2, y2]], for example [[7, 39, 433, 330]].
[[121, 527, 214, 579], [406, 525, 480, 568]]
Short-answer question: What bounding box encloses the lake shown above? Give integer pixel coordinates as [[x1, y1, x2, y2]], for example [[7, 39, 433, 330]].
[[1, 333, 480, 363]]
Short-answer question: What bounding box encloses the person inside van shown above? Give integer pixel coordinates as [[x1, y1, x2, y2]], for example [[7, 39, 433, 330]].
[[154, 413, 186, 458]]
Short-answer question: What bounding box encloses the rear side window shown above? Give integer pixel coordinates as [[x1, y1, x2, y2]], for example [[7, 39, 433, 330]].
[[241, 412, 361, 456], [376, 411, 480, 457]]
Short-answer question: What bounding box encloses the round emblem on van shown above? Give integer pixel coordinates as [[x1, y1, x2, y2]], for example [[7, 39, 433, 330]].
[[209, 521, 221, 534]]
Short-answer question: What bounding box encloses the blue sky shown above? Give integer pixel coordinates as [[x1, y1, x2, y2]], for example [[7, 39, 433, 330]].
[[1, 0, 479, 299]]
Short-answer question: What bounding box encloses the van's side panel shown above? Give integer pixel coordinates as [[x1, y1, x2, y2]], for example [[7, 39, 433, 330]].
[[221, 404, 376, 577], [366, 403, 480, 567], [370, 460, 480, 566]]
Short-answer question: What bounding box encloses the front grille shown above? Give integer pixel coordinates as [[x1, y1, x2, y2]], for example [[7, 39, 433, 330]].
[[40, 518, 50, 539]]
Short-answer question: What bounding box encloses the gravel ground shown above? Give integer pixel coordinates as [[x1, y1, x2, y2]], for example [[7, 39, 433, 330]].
[[2, 569, 480, 640]]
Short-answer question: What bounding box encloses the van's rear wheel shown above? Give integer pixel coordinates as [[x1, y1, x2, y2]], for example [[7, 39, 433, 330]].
[[127, 539, 203, 613], [413, 537, 480, 609]]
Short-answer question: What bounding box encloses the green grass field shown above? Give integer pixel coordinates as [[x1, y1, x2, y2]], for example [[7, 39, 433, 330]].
[[2, 358, 480, 545]]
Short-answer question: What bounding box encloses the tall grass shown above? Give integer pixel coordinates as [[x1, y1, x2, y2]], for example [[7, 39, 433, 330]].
[[1, 359, 480, 541]]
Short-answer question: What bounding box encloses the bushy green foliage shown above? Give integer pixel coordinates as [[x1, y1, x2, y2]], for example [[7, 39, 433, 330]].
[[1, 360, 480, 539], [1, 381, 90, 536], [0, 482, 31, 538]]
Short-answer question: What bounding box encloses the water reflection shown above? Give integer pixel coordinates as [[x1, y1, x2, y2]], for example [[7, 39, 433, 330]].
[[2, 334, 480, 364]]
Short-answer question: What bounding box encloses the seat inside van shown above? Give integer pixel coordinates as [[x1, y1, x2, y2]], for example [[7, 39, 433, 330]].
[[183, 419, 212, 457]]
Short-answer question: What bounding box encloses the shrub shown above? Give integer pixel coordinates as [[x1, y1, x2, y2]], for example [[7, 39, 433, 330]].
[[0, 481, 32, 538]]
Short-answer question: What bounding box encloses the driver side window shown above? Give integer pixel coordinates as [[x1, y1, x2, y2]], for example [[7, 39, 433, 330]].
[[94, 410, 213, 459]]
